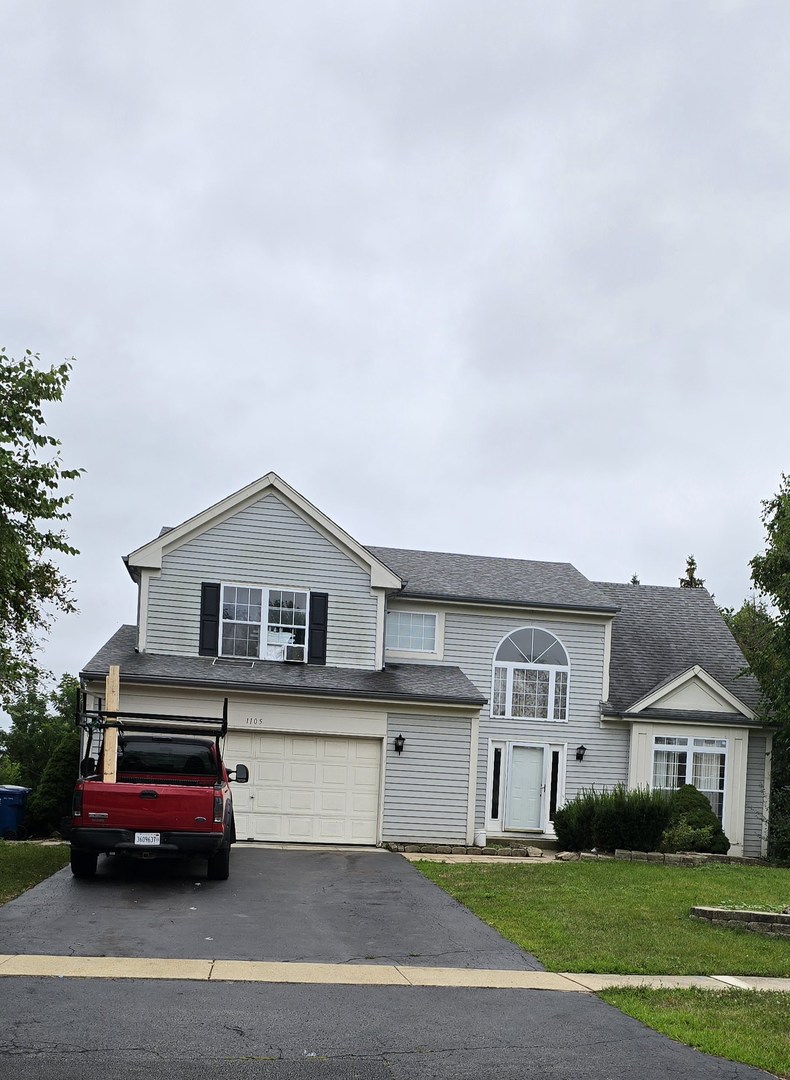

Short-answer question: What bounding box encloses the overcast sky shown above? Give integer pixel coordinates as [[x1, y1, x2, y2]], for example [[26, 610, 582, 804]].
[[2, 1, 789, 706]]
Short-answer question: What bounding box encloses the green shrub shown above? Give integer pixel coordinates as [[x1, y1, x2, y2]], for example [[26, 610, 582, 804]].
[[659, 785, 730, 854], [554, 786, 671, 852], [25, 726, 80, 836]]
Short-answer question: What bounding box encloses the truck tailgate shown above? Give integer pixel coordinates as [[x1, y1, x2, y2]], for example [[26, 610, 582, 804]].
[[81, 781, 216, 832]]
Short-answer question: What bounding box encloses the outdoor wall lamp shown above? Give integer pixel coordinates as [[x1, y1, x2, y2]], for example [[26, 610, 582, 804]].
[[575, 745, 587, 762], [394, 733, 406, 755]]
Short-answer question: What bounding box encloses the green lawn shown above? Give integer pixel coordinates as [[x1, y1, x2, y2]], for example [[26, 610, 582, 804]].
[[0, 841, 70, 905], [416, 859, 790, 975], [599, 987, 790, 1078]]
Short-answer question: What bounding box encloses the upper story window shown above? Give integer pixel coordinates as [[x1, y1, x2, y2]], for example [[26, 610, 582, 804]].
[[221, 585, 308, 662], [386, 610, 437, 653], [491, 627, 569, 721]]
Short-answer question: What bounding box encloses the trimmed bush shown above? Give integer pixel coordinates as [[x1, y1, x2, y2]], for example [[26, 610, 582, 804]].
[[661, 785, 730, 854], [554, 786, 672, 852]]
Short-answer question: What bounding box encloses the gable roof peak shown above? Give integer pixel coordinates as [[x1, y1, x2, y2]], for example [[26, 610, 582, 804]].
[[124, 472, 402, 590]]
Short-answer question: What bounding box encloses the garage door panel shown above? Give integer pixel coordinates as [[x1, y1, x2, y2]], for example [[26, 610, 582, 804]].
[[286, 789, 316, 812], [289, 763, 318, 784], [226, 731, 381, 845]]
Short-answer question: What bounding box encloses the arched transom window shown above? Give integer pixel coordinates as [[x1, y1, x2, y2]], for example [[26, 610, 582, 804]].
[[491, 627, 569, 721]]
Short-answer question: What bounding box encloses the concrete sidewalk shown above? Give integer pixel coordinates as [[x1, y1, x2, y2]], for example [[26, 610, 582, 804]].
[[0, 953, 787, 991]]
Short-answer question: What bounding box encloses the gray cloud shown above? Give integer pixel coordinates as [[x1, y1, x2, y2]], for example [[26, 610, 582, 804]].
[[0, 0, 788, 705]]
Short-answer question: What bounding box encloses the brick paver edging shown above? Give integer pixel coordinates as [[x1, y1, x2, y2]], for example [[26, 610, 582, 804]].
[[691, 906, 790, 937]]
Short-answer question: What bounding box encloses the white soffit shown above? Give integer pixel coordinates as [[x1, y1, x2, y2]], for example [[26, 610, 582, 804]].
[[125, 472, 402, 590]]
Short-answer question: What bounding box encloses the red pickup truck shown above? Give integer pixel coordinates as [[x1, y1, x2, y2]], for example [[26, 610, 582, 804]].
[[70, 705, 248, 881]]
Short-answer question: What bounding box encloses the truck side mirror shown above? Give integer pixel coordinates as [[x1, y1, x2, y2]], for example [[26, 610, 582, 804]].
[[231, 764, 249, 783], [80, 756, 96, 777]]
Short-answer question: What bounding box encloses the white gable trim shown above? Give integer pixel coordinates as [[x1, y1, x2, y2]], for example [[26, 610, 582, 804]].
[[629, 665, 755, 720], [125, 472, 402, 590]]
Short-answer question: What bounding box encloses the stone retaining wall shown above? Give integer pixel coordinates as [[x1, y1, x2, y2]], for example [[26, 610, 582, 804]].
[[691, 906, 790, 937], [384, 842, 548, 858], [614, 849, 763, 867]]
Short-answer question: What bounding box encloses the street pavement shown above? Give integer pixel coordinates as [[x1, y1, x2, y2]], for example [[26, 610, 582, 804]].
[[0, 847, 780, 1079]]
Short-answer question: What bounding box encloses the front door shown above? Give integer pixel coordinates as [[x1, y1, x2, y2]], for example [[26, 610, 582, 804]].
[[504, 745, 545, 830]]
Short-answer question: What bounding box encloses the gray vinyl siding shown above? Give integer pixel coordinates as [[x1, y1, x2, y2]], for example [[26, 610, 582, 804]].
[[382, 713, 472, 844], [743, 734, 768, 858], [145, 493, 378, 668], [438, 608, 621, 835]]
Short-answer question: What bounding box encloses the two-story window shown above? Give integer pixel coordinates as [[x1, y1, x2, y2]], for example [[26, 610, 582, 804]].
[[491, 627, 569, 721]]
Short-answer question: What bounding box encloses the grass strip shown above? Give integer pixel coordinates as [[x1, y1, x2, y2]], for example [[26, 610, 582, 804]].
[[0, 842, 70, 905], [416, 860, 790, 975], [598, 987, 790, 1078]]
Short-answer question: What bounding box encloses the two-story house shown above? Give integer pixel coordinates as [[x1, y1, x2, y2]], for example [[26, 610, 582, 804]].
[[81, 473, 772, 856]]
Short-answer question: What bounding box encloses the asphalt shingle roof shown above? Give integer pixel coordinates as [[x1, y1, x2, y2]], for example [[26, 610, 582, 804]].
[[81, 626, 487, 708], [367, 546, 618, 613], [594, 582, 761, 714]]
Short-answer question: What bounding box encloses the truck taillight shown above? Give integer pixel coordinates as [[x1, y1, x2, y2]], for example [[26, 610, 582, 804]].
[[72, 789, 83, 817], [213, 794, 223, 824]]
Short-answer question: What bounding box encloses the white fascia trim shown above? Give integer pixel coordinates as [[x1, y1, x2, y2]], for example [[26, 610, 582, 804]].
[[418, 597, 617, 623], [125, 472, 402, 590], [466, 712, 480, 845], [628, 665, 756, 720], [602, 619, 612, 702]]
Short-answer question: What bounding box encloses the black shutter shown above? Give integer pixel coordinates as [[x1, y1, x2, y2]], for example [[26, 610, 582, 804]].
[[199, 583, 221, 656], [307, 592, 328, 665]]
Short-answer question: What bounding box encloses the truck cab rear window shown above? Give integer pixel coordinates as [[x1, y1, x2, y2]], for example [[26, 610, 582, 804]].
[[118, 739, 214, 776]]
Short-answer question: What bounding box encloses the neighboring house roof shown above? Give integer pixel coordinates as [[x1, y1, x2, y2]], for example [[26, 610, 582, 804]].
[[81, 626, 487, 708], [367, 546, 619, 614], [594, 582, 761, 714]]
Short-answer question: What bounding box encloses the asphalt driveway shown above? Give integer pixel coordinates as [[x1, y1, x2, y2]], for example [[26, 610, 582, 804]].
[[0, 846, 542, 970]]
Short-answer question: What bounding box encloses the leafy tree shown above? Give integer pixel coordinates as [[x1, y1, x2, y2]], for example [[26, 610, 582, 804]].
[[26, 725, 81, 835], [747, 475, 790, 859], [0, 348, 80, 705], [679, 554, 705, 588], [0, 675, 80, 834]]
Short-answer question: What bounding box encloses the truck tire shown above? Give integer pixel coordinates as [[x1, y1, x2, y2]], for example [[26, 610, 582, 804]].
[[70, 849, 98, 878], [207, 841, 230, 881]]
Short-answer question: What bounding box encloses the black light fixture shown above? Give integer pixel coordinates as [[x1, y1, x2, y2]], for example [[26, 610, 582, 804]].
[[575, 745, 587, 762], [394, 733, 406, 755]]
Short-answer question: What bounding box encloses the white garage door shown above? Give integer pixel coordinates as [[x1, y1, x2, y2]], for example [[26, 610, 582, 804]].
[[225, 732, 381, 844]]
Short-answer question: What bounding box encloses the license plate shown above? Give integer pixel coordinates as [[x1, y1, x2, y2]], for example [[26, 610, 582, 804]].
[[134, 832, 160, 846]]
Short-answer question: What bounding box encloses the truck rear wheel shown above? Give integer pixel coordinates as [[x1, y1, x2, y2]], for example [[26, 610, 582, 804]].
[[207, 842, 230, 881], [70, 849, 98, 878]]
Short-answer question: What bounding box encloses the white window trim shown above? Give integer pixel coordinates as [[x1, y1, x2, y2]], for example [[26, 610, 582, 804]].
[[485, 739, 567, 836], [220, 581, 310, 663], [385, 608, 445, 661]]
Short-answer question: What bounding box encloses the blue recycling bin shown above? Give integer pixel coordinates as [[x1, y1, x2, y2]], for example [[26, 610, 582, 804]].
[[0, 785, 31, 840]]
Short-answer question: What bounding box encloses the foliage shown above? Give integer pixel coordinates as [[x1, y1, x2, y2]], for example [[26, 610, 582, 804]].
[[0, 675, 80, 835], [599, 988, 790, 1079], [659, 784, 730, 854], [0, 841, 69, 906], [552, 785, 672, 852], [417, 859, 790, 976], [629, 572, 640, 585], [679, 553, 705, 588], [745, 474, 790, 860], [0, 756, 22, 785], [0, 348, 80, 704], [26, 725, 81, 835]]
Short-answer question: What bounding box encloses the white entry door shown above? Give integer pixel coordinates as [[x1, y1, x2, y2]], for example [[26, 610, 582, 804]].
[[504, 745, 545, 830], [226, 732, 381, 845]]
